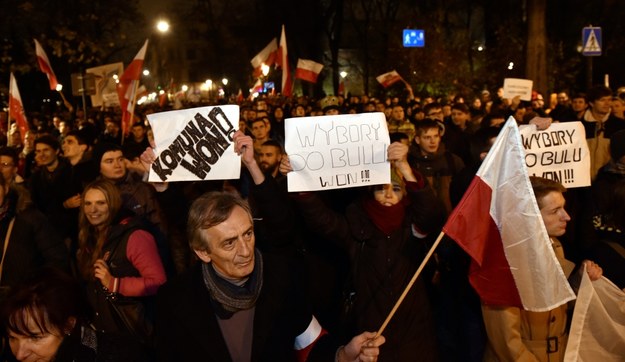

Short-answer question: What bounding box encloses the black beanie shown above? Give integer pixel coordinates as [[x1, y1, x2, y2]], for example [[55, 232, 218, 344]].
[[92, 142, 123, 165]]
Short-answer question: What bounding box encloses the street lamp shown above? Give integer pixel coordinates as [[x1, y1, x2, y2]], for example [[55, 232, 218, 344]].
[[340, 71, 348, 79], [222, 78, 229, 86], [143, 69, 150, 76], [156, 20, 170, 34]]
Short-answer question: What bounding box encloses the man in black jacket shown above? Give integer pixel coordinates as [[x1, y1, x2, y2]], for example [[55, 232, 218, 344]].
[[154, 131, 385, 361]]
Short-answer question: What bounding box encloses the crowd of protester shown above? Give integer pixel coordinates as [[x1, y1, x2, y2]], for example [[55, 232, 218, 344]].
[[0, 83, 623, 361]]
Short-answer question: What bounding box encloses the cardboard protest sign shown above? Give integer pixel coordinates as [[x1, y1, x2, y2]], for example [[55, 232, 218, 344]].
[[520, 121, 590, 188], [503, 78, 533, 101], [147, 105, 240, 182], [86, 63, 123, 107], [285, 112, 390, 192]]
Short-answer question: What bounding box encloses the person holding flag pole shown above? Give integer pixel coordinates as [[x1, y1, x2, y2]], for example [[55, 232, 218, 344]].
[[280, 141, 446, 361], [371, 118, 603, 362]]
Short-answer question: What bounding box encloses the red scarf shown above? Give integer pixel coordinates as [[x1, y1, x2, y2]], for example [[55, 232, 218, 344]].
[[363, 198, 406, 235]]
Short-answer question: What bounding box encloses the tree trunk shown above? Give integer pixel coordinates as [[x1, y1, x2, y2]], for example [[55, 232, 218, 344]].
[[526, 0, 547, 95]]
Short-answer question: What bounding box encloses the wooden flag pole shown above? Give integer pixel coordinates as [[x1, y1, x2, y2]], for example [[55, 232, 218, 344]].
[[375, 230, 446, 339]]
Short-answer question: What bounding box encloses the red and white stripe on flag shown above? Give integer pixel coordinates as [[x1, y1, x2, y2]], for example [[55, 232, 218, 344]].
[[442, 118, 576, 312], [251, 38, 278, 77], [295, 59, 323, 83], [116, 40, 148, 135], [9, 73, 29, 142], [376, 70, 402, 88], [293, 316, 327, 362], [33, 39, 58, 90], [277, 25, 293, 97]]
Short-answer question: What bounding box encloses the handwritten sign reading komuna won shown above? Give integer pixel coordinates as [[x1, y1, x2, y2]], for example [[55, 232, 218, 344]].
[[147, 105, 240, 182]]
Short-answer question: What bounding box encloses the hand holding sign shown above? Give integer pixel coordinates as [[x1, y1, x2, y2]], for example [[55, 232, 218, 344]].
[[233, 130, 265, 185]]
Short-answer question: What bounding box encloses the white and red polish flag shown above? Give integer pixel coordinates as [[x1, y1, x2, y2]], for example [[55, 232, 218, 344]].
[[442, 118, 576, 312], [276, 25, 293, 97], [116, 39, 148, 135], [376, 70, 402, 88], [295, 59, 324, 83], [9, 73, 29, 142], [33, 39, 58, 90], [250, 38, 278, 77]]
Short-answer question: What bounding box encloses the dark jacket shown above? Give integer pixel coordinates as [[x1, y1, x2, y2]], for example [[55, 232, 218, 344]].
[[28, 157, 76, 238], [408, 144, 465, 214], [0, 185, 69, 288], [294, 182, 446, 361], [86, 216, 159, 343], [154, 253, 337, 361]]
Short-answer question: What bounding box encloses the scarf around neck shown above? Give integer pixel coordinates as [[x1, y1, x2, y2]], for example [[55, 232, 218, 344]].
[[202, 248, 264, 319], [363, 197, 406, 235]]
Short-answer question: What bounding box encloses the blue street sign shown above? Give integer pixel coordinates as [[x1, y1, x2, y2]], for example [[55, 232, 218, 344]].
[[582, 27, 602, 56], [403, 29, 425, 48]]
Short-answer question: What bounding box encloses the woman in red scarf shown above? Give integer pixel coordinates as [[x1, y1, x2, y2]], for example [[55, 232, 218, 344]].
[[282, 142, 446, 361]]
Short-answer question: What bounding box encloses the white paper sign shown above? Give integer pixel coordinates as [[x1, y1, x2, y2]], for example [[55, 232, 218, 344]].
[[520, 122, 590, 188], [147, 105, 240, 182], [503, 78, 534, 101], [285, 112, 390, 192]]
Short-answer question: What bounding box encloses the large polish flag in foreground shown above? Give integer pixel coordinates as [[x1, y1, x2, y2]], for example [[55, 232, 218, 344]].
[[376, 70, 402, 88], [9, 73, 29, 142], [34, 39, 58, 90], [443, 118, 576, 312], [117, 40, 148, 135]]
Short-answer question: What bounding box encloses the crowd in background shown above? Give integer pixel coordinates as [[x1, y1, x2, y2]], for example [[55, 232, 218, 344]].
[[0, 82, 624, 361]]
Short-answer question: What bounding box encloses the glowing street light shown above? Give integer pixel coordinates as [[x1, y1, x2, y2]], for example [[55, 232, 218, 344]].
[[143, 69, 150, 76], [156, 20, 170, 33], [222, 78, 229, 86], [340, 71, 348, 79], [261, 63, 270, 77], [181, 84, 189, 92], [55, 84, 63, 91]]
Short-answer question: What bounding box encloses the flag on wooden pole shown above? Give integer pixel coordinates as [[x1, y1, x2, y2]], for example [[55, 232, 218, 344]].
[[251, 38, 278, 77], [277, 25, 293, 96], [117, 40, 148, 135], [295, 59, 324, 83], [442, 118, 576, 311], [34, 39, 58, 90], [376, 70, 402, 88], [8, 73, 29, 143]]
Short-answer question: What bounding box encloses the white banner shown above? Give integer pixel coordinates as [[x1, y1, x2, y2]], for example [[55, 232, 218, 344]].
[[519, 122, 591, 188], [147, 105, 240, 182], [285, 112, 390, 192]]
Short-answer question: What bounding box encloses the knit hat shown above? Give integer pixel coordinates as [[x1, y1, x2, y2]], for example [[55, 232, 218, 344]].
[[92, 142, 123, 165], [320, 96, 340, 113]]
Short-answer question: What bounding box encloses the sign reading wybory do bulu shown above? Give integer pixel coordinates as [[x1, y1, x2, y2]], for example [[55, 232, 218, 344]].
[[519, 121, 590, 188], [147, 105, 240, 182], [285, 112, 390, 192]]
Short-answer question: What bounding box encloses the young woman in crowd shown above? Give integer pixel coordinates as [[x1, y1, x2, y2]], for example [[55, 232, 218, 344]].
[[76, 179, 166, 345]]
